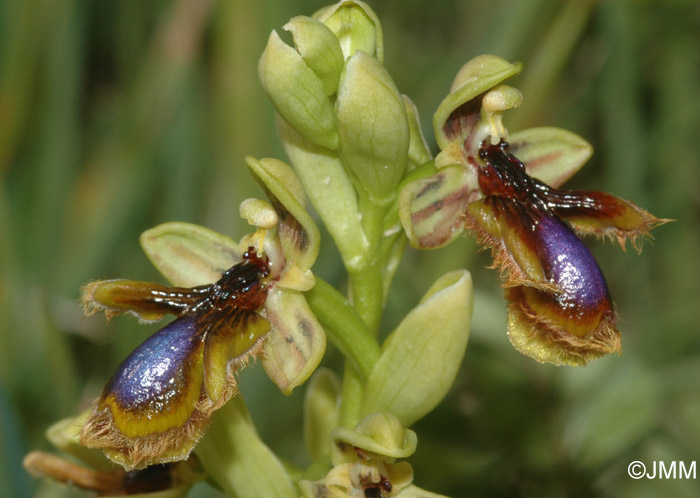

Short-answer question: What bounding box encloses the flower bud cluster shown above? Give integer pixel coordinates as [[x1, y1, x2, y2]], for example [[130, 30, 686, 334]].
[[259, 0, 430, 270]]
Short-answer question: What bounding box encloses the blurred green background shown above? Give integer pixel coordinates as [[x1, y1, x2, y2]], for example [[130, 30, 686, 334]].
[[1, 0, 699, 496]]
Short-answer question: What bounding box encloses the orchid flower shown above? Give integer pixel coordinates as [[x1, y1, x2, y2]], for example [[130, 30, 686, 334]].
[[400, 55, 668, 366], [78, 157, 326, 469]]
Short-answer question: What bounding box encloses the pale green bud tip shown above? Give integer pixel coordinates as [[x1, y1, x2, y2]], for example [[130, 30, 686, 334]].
[[434, 55, 522, 149], [239, 198, 278, 229], [336, 51, 409, 202], [313, 0, 384, 62], [259, 30, 339, 150], [331, 412, 417, 464], [283, 16, 344, 96]]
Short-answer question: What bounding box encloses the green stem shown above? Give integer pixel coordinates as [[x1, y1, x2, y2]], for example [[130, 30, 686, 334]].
[[348, 263, 384, 335], [305, 278, 381, 381], [339, 363, 364, 428], [349, 194, 387, 334], [334, 194, 387, 427]]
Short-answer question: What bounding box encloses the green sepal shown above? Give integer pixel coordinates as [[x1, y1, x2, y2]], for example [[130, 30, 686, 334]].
[[336, 51, 409, 203], [509, 126, 593, 188], [140, 222, 239, 287], [434, 55, 522, 149], [284, 16, 344, 96], [362, 271, 473, 426], [261, 289, 327, 394], [259, 30, 338, 150]]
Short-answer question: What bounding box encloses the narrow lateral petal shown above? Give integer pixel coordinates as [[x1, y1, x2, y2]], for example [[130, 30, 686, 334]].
[[81, 279, 207, 322], [542, 188, 670, 250]]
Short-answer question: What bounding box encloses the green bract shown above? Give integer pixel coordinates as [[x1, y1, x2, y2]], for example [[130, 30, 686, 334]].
[[303, 368, 341, 461], [363, 271, 473, 426], [196, 398, 296, 498], [277, 119, 368, 269]]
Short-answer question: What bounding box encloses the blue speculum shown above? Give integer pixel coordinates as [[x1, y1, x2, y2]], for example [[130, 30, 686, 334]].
[[105, 316, 202, 411], [535, 215, 611, 312]]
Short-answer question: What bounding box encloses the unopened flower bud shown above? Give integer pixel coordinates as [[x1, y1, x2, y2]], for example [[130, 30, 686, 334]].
[[336, 51, 409, 202], [259, 30, 338, 149], [313, 0, 383, 62], [283, 16, 345, 95]]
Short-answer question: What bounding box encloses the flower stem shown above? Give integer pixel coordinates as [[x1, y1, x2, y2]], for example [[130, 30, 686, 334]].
[[350, 194, 388, 334], [339, 363, 364, 428], [348, 263, 384, 335]]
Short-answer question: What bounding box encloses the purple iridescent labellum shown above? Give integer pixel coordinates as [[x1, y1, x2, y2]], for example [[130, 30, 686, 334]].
[[80, 249, 272, 469]]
